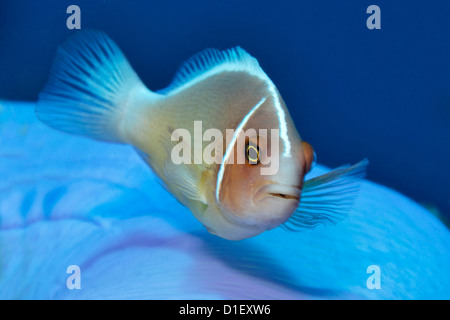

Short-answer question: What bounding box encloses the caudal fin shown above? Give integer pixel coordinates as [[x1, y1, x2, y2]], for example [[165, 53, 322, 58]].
[[36, 30, 158, 143]]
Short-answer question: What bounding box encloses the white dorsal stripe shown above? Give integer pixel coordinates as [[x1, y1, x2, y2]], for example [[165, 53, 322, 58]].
[[160, 46, 292, 158], [159, 47, 269, 95], [215, 96, 268, 203]]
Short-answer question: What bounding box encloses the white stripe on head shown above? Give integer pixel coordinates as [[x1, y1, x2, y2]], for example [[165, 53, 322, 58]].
[[215, 96, 268, 203]]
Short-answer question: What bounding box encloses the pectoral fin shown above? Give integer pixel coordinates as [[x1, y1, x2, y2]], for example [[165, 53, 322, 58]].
[[161, 135, 207, 204], [163, 160, 207, 204], [283, 159, 368, 230]]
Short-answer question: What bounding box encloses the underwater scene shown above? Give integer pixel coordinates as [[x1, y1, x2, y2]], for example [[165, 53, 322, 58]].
[[0, 0, 449, 301]]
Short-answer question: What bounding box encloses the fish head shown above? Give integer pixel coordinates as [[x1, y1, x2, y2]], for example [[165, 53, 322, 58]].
[[215, 95, 315, 239]]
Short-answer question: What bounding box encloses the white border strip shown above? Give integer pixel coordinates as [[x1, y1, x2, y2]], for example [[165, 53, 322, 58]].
[[215, 96, 268, 202]]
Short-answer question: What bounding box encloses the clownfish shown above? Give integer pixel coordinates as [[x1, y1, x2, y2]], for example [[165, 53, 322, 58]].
[[36, 30, 367, 240]]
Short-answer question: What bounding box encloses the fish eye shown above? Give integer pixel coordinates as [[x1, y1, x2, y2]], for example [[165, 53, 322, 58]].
[[246, 143, 260, 165]]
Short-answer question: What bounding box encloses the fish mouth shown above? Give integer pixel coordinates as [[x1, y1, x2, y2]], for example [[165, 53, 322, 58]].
[[254, 184, 301, 202], [268, 193, 299, 200]]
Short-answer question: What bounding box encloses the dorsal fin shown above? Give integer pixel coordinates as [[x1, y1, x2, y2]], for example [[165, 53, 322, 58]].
[[159, 47, 271, 95]]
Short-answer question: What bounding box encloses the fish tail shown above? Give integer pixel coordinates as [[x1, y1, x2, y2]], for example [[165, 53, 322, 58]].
[[36, 30, 161, 143]]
